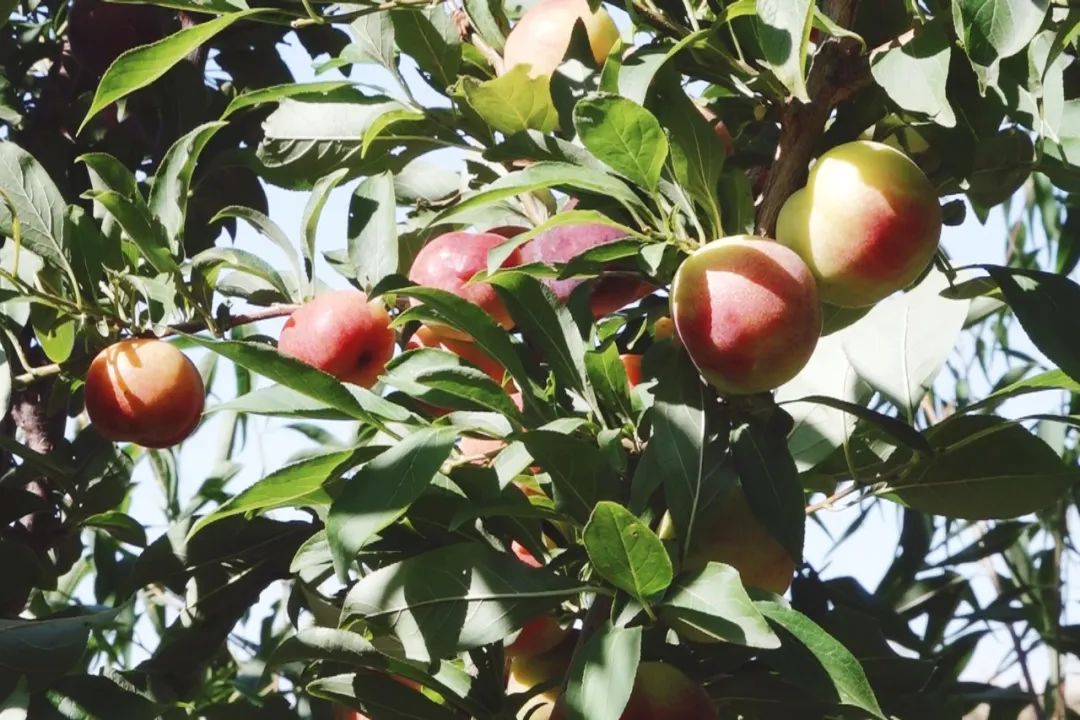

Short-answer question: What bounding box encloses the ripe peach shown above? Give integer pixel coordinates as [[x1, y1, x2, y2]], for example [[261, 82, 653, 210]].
[[506, 614, 567, 658], [84, 339, 204, 448], [682, 486, 796, 595], [406, 324, 510, 387], [502, 0, 619, 78], [776, 140, 942, 308], [408, 231, 523, 339], [507, 637, 575, 720], [550, 662, 717, 720], [278, 290, 395, 388], [620, 354, 642, 388], [512, 540, 543, 568], [519, 223, 651, 316], [670, 236, 820, 395]]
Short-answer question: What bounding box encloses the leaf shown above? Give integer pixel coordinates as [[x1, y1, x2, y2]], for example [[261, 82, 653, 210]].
[[391, 6, 461, 91], [888, 415, 1075, 519], [459, 66, 559, 134], [213, 205, 302, 283], [585, 342, 634, 423], [192, 247, 298, 301], [0, 142, 69, 272], [0, 343, 9, 420], [842, 269, 969, 418], [80, 9, 266, 131], [183, 335, 386, 425], [963, 369, 1080, 412], [981, 265, 1080, 384], [387, 351, 520, 417], [30, 303, 76, 364], [967, 129, 1034, 206], [781, 395, 932, 456], [44, 675, 163, 720], [341, 543, 588, 661], [583, 501, 672, 602], [0, 610, 119, 683], [561, 624, 641, 720], [756, 601, 886, 719], [870, 23, 955, 127], [952, 0, 1050, 67], [148, 121, 226, 248], [348, 171, 398, 291], [730, 419, 805, 564], [520, 431, 616, 524], [221, 80, 354, 118], [573, 95, 669, 191], [301, 168, 350, 295], [488, 272, 591, 397], [308, 672, 458, 720], [190, 448, 371, 537], [83, 511, 147, 547], [432, 162, 653, 228], [754, 0, 814, 102], [659, 563, 781, 648], [88, 190, 179, 274], [327, 428, 456, 571]]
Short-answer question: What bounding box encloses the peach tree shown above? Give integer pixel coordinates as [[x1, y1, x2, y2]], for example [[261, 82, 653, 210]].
[[1, 0, 1080, 718]]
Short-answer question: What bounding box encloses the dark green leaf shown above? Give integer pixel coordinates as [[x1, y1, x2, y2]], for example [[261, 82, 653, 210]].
[[573, 94, 668, 191], [731, 420, 805, 563], [659, 563, 780, 648], [583, 501, 672, 601], [561, 624, 641, 720]]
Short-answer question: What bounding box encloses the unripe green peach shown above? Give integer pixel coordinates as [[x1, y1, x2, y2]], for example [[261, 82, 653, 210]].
[[670, 235, 821, 395], [84, 339, 204, 448], [278, 290, 395, 388], [776, 140, 942, 308], [503, 0, 619, 78]]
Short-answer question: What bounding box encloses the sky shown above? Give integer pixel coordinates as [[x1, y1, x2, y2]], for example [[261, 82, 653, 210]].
[[118, 19, 1080, 705]]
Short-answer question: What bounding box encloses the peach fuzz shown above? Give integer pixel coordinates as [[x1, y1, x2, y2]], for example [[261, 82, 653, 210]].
[[84, 339, 204, 449], [502, 0, 619, 78], [776, 140, 942, 308], [278, 290, 395, 388], [519, 223, 652, 316], [408, 231, 523, 340], [670, 235, 820, 395]]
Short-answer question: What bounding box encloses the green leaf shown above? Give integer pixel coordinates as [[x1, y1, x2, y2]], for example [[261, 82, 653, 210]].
[[0, 343, 9, 420], [459, 66, 559, 134], [190, 448, 371, 537], [183, 335, 387, 426], [80, 9, 267, 132], [980, 265, 1080, 384], [0, 610, 120, 684], [301, 168, 350, 295], [659, 563, 781, 648], [387, 350, 520, 416], [391, 7, 461, 91], [842, 270, 969, 418], [30, 303, 76, 364], [432, 161, 654, 228], [585, 342, 634, 423], [520, 431, 616, 524], [755, 0, 814, 102], [870, 23, 955, 127], [561, 624, 641, 720], [348, 171, 398, 291], [573, 95, 669, 191], [583, 501, 673, 602], [967, 129, 1034, 207], [963, 369, 1080, 413], [0, 142, 69, 272], [221, 81, 354, 118], [82, 511, 147, 547], [44, 675, 163, 720], [212, 205, 302, 284], [780, 394, 932, 456], [148, 121, 226, 248], [192, 247, 298, 302], [731, 419, 805, 564], [341, 543, 588, 661], [952, 0, 1050, 67], [88, 190, 179, 274], [889, 415, 1075, 519], [756, 601, 886, 719], [327, 428, 456, 571], [308, 672, 458, 720]]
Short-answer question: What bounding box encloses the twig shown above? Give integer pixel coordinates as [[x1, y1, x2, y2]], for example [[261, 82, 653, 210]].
[[805, 481, 863, 515]]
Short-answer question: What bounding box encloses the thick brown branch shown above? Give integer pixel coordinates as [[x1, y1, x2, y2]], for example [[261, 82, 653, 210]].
[[755, 0, 869, 237]]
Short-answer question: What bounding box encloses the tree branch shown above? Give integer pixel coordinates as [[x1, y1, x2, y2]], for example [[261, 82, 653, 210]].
[[755, 0, 869, 237]]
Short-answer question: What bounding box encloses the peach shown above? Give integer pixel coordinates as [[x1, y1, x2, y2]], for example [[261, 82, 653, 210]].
[[458, 391, 524, 457], [682, 486, 796, 595], [550, 662, 717, 720], [406, 324, 510, 387], [507, 637, 575, 720], [408, 231, 523, 339], [278, 290, 395, 388], [84, 339, 204, 448], [619, 354, 642, 388], [670, 235, 820, 395], [502, 0, 619, 78], [506, 615, 567, 658], [653, 316, 675, 341], [519, 223, 651, 316], [776, 140, 942, 308]]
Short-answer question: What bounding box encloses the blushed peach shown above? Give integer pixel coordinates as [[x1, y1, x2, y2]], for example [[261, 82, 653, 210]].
[[503, 0, 618, 77]]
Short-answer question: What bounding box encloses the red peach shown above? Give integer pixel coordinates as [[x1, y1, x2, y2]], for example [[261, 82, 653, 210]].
[[408, 231, 523, 339], [670, 235, 821, 395], [619, 354, 642, 388], [278, 290, 395, 388], [506, 615, 567, 658], [502, 0, 619, 77], [519, 223, 652, 316], [84, 339, 204, 448]]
